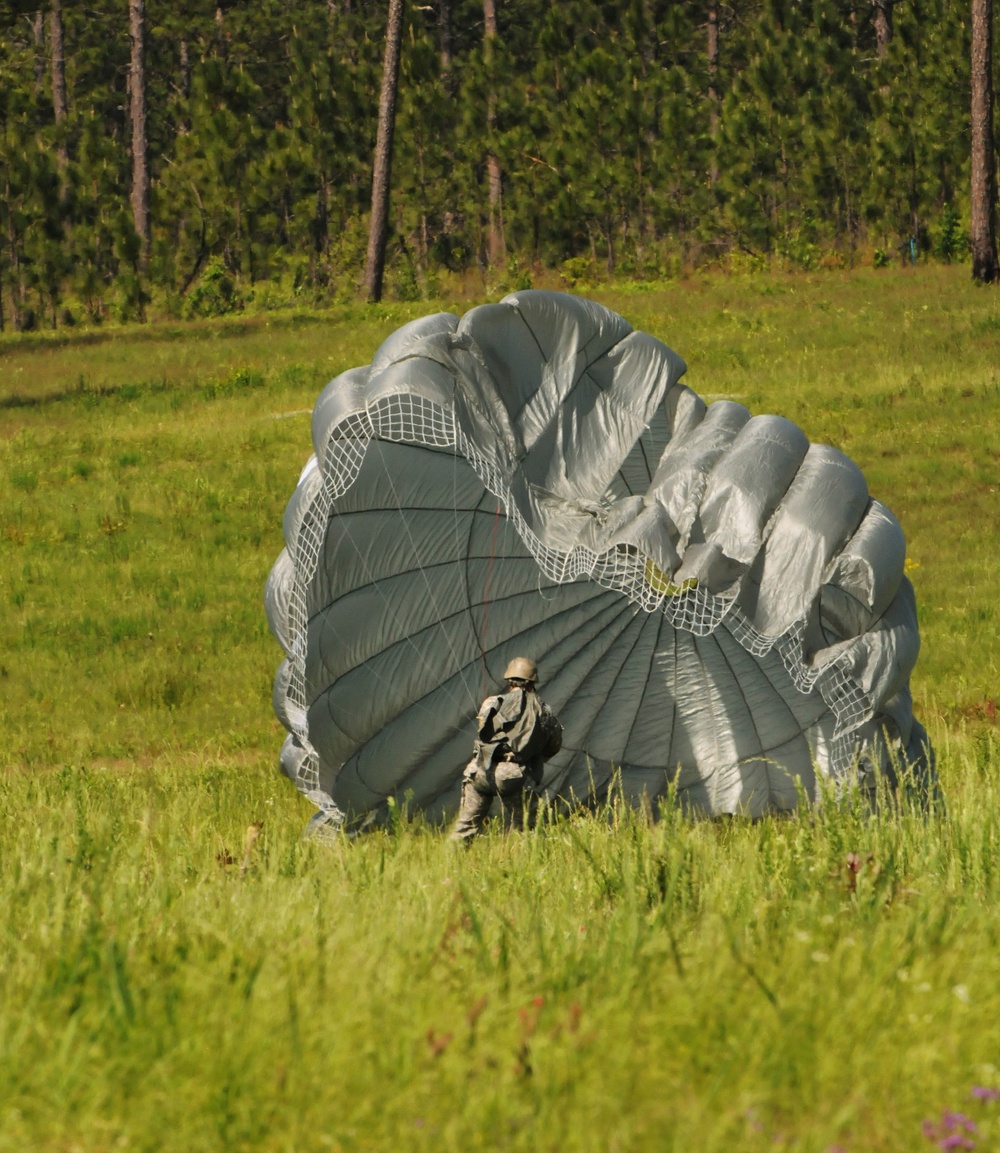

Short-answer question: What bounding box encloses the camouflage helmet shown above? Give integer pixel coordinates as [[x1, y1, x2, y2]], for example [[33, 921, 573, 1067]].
[[504, 656, 538, 683]]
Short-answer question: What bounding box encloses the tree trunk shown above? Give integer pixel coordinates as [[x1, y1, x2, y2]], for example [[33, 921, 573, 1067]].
[[50, 0, 68, 168], [363, 0, 405, 303], [640, 0, 656, 73], [971, 0, 1000, 282], [707, 0, 719, 185], [179, 39, 190, 100], [484, 0, 505, 266], [439, 0, 453, 87], [215, 5, 227, 57], [874, 0, 893, 57], [129, 0, 151, 270], [32, 10, 45, 91], [6, 179, 23, 332], [176, 38, 191, 136], [320, 177, 330, 257]]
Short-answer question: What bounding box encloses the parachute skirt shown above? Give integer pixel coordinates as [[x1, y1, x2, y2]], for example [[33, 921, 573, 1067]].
[[265, 291, 931, 827]]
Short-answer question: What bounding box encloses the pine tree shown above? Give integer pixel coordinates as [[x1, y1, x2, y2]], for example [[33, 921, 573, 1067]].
[[364, 0, 405, 301], [707, 0, 720, 184], [970, 0, 999, 281], [0, 0, 995, 309], [865, 0, 971, 257], [49, 0, 66, 167], [128, 0, 150, 271], [483, 0, 504, 266]]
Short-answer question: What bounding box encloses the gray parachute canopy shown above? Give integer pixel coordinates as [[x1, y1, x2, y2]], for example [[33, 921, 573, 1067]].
[[265, 290, 930, 826]]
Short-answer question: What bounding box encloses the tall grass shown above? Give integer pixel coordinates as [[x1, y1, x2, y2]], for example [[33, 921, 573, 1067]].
[[2, 735, 1000, 1152], [2, 265, 999, 1150]]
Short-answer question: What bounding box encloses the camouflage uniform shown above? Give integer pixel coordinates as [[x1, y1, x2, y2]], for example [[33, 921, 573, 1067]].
[[450, 685, 562, 841]]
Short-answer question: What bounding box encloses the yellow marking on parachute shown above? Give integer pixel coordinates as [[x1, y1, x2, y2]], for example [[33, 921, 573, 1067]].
[[644, 557, 698, 597]]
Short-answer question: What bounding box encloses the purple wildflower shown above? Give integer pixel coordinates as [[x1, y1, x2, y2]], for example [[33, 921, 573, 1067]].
[[942, 1112, 977, 1132], [971, 1086, 1000, 1102], [923, 1111, 977, 1151]]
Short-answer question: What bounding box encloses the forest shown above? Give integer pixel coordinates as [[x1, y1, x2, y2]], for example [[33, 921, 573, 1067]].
[[0, 0, 982, 326]]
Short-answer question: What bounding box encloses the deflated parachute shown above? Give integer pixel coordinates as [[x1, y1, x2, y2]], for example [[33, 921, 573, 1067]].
[[265, 290, 931, 827]]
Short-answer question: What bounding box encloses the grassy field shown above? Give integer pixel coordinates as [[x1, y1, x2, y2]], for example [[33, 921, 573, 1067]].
[[1, 265, 999, 1151]]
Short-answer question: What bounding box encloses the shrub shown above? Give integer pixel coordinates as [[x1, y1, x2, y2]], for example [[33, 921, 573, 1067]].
[[560, 255, 596, 288], [184, 259, 240, 318], [934, 204, 969, 263]]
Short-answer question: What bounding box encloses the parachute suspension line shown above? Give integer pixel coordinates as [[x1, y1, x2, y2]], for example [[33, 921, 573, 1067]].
[[479, 501, 503, 699], [371, 436, 480, 711]]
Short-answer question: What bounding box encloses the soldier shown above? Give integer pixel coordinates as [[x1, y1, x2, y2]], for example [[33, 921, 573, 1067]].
[[450, 657, 563, 842]]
